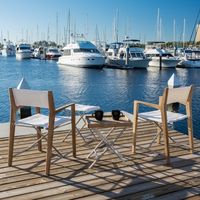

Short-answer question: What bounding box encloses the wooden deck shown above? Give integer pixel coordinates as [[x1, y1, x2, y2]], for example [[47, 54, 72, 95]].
[[0, 121, 200, 199]]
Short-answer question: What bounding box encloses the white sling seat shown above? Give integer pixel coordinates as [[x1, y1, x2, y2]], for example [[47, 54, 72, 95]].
[[63, 103, 100, 142], [16, 113, 71, 129], [139, 110, 188, 124], [8, 88, 76, 176], [132, 85, 193, 164]]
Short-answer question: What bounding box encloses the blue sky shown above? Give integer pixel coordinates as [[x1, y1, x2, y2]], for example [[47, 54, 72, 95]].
[[0, 0, 200, 44]]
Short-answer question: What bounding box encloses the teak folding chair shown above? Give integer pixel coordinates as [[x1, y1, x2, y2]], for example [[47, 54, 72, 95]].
[[133, 85, 193, 163], [8, 88, 76, 175]]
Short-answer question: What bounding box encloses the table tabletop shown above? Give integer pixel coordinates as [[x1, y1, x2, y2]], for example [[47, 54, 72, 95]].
[[85, 113, 132, 129]]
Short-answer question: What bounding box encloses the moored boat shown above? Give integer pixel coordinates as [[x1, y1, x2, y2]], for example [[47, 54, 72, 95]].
[[177, 49, 200, 67], [46, 47, 62, 60], [58, 41, 105, 68], [16, 43, 32, 59], [32, 47, 46, 59], [144, 41, 180, 68], [1, 40, 15, 56], [105, 39, 149, 69]]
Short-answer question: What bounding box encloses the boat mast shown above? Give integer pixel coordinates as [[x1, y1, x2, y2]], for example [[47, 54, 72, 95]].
[[67, 9, 71, 44], [113, 9, 119, 42], [183, 18, 185, 48], [36, 25, 39, 41], [47, 25, 50, 42], [21, 28, 24, 42], [7, 30, 9, 41], [156, 8, 160, 41], [103, 25, 107, 44], [173, 19, 176, 47], [159, 17, 162, 41], [56, 12, 58, 45], [26, 29, 28, 43], [84, 13, 88, 40], [189, 8, 200, 46], [95, 25, 100, 47], [0, 30, 3, 43]]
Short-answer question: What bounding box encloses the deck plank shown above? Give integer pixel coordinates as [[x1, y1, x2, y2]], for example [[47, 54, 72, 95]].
[[0, 122, 200, 199]]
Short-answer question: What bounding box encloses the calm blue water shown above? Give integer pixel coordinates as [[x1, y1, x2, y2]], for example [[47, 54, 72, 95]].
[[0, 56, 200, 138]]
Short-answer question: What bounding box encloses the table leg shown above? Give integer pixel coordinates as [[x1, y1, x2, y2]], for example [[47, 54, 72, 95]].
[[87, 127, 127, 168]]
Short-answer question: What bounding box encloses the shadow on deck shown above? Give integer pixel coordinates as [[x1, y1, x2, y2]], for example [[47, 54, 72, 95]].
[[0, 121, 200, 199]]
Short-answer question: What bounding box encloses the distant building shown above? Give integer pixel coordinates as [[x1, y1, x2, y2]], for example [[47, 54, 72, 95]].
[[195, 24, 200, 43]]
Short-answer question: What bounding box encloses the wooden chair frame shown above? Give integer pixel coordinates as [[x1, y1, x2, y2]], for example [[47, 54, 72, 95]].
[[8, 88, 76, 175], [132, 86, 193, 164]]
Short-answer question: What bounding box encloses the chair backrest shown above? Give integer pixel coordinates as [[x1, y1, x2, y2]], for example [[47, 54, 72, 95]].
[[9, 88, 54, 109], [165, 85, 193, 105]]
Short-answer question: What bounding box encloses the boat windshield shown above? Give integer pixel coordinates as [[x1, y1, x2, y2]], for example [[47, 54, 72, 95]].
[[73, 48, 100, 53], [130, 52, 144, 58], [49, 49, 59, 53], [162, 53, 173, 57], [19, 46, 30, 50], [185, 50, 200, 59]]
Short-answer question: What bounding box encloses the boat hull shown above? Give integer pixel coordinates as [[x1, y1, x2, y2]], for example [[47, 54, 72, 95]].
[[46, 54, 61, 60], [177, 59, 200, 68], [16, 52, 32, 60], [58, 55, 105, 69], [106, 58, 149, 69], [1, 50, 15, 56], [148, 57, 180, 68]]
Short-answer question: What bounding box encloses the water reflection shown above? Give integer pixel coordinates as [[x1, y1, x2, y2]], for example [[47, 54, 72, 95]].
[[0, 58, 200, 138]]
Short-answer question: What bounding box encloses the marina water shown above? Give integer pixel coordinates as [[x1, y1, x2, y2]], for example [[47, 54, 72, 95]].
[[0, 56, 200, 139]]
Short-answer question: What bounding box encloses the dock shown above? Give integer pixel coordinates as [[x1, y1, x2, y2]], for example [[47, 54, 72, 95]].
[[0, 120, 200, 199]]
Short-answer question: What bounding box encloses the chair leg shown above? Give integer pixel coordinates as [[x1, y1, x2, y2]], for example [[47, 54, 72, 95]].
[[71, 104, 76, 158], [8, 122, 15, 166], [36, 127, 42, 152], [186, 103, 194, 153], [156, 126, 162, 144], [45, 128, 54, 175], [161, 111, 170, 164], [187, 117, 194, 153], [132, 102, 139, 154]]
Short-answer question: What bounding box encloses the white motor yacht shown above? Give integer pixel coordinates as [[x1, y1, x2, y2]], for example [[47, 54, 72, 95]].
[[1, 40, 15, 56], [32, 47, 46, 59], [144, 42, 180, 68], [16, 44, 32, 59], [177, 49, 200, 67], [46, 47, 62, 60], [58, 41, 105, 68], [106, 39, 149, 69]]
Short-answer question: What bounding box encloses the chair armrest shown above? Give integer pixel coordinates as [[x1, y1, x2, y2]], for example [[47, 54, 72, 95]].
[[55, 103, 75, 114], [134, 100, 160, 110]]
